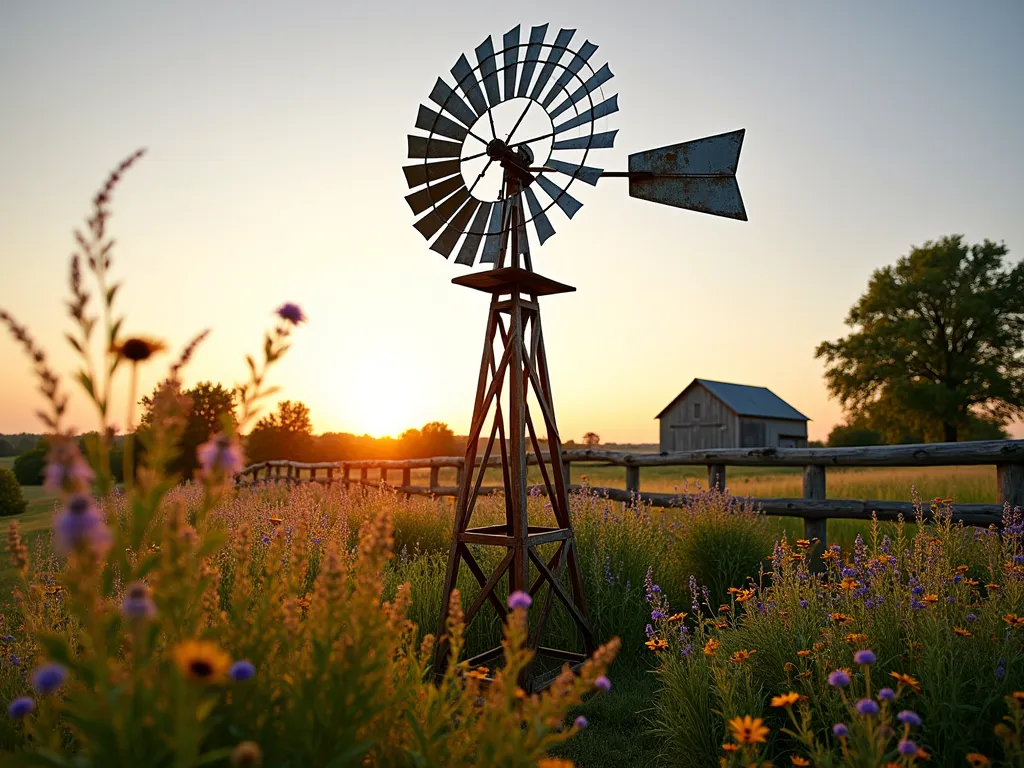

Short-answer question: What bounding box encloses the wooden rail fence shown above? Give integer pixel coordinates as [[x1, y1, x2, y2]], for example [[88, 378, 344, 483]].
[[239, 440, 1024, 562]]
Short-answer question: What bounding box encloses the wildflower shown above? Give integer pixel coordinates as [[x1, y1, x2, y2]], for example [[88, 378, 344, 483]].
[[966, 613, 978, 622], [197, 433, 245, 477], [1003, 613, 1024, 628], [799, 599, 809, 609], [122, 581, 157, 620], [718, 604, 732, 613], [172, 640, 231, 684], [43, 440, 94, 494], [856, 698, 880, 715], [230, 660, 255, 682], [7, 697, 33, 719], [854, 649, 876, 665], [922, 593, 939, 605], [966, 754, 991, 766], [466, 666, 489, 681], [53, 494, 111, 557], [890, 671, 922, 693], [1013, 691, 1024, 702], [821, 549, 838, 561], [508, 591, 532, 610], [110, 336, 167, 362], [276, 303, 306, 325], [538, 761, 575, 768], [897, 710, 922, 727], [651, 610, 666, 620], [790, 757, 810, 766], [230, 741, 263, 767], [269, 517, 283, 527], [987, 584, 1001, 591], [703, 639, 719, 657], [954, 627, 973, 637], [898, 739, 918, 756], [997, 665, 1006, 680], [840, 577, 859, 591], [667, 612, 687, 622], [595, 675, 611, 692], [574, 715, 588, 729], [721, 744, 739, 753], [797, 649, 811, 658], [796, 539, 811, 549], [845, 632, 868, 645], [645, 638, 668, 652], [728, 715, 769, 744], [796, 671, 812, 680], [832, 723, 849, 738], [729, 649, 756, 664], [828, 669, 851, 687], [771, 692, 800, 707], [829, 612, 854, 625], [878, 688, 896, 701], [31, 663, 67, 695]]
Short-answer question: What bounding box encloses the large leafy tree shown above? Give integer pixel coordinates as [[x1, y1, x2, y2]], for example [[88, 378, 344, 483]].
[[817, 235, 1024, 442], [246, 400, 314, 463], [138, 382, 237, 479]]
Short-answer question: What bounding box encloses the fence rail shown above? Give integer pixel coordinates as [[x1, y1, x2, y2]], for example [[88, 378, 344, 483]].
[[239, 439, 1024, 548]]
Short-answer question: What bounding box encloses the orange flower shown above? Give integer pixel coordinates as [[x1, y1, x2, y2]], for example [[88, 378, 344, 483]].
[[729, 649, 756, 664], [797, 650, 812, 658], [813, 642, 826, 652], [840, 578, 859, 591], [269, 517, 283, 527], [986, 583, 1001, 591], [954, 627, 973, 637], [712, 620, 729, 629], [1012, 691, 1024, 702], [721, 744, 739, 753], [820, 549, 838, 561], [791, 757, 810, 766], [915, 747, 931, 761], [728, 715, 769, 744], [830, 612, 854, 625], [704, 639, 719, 657], [845, 633, 868, 645], [1004, 613, 1024, 628], [795, 539, 811, 549], [964, 577, 979, 587], [645, 637, 668, 652], [784, 662, 795, 672], [890, 671, 922, 693], [771, 692, 800, 707], [796, 671, 812, 680], [668, 612, 687, 622], [922, 593, 939, 605], [734, 589, 756, 603], [538, 760, 575, 768], [466, 666, 489, 681], [719, 604, 732, 613], [789, 553, 804, 563], [955, 565, 970, 575], [171, 640, 231, 684], [966, 753, 991, 766]]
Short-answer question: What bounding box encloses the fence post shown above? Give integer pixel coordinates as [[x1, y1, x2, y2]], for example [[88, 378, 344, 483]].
[[327, 467, 334, 483], [708, 464, 726, 492], [429, 466, 440, 494], [998, 463, 1024, 510], [402, 468, 411, 500], [803, 465, 827, 573], [360, 467, 368, 484], [562, 458, 571, 488], [625, 465, 640, 497], [381, 467, 389, 486]]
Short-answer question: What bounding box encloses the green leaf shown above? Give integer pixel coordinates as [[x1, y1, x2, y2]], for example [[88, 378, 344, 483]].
[[76, 370, 95, 399], [110, 317, 124, 345], [106, 282, 121, 306]]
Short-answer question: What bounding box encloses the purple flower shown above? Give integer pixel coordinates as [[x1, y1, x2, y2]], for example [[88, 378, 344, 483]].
[[854, 649, 876, 665], [276, 302, 306, 325], [911, 599, 925, 611], [595, 675, 611, 692], [574, 715, 588, 728], [799, 600, 810, 609], [122, 581, 156, 620], [31, 663, 67, 695], [651, 610, 666, 621], [856, 698, 879, 715], [230, 660, 255, 682], [53, 494, 111, 557], [966, 613, 978, 623], [878, 688, 896, 701], [897, 710, 922, 727], [508, 591, 532, 610], [997, 665, 1006, 680], [911, 585, 924, 596], [842, 568, 858, 578], [832, 723, 848, 737], [43, 441, 94, 494], [9, 656, 19, 667], [645, 624, 655, 639], [898, 739, 918, 756], [828, 669, 851, 687], [7, 697, 33, 719], [197, 433, 244, 476]]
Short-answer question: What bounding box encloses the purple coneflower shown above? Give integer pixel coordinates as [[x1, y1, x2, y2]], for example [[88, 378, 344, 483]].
[[53, 494, 111, 556], [276, 303, 306, 325], [197, 433, 244, 476], [31, 663, 67, 695], [507, 591, 532, 610], [122, 581, 157, 620]]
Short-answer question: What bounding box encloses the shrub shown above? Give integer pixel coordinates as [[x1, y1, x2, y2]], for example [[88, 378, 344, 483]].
[[12, 443, 46, 486], [0, 468, 27, 517]]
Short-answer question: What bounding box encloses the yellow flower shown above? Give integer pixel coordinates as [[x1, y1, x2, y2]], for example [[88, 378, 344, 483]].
[[797, 650, 812, 658], [954, 627, 973, 637], [172, 640, 231, 684], [890, 671, 922, 694], [728, 715, 769, 744], [668, 612, 687, 622], [771, 692, 800, 707], [110, 336, 167, 363], [704, 639, 719, 657], [922, 593, 939, 605], [729, 649, 756, 664], [645, 637, 668, 652], [791, 757, 810, 766], [1012, 691, 1024, 702], [955, 565, 970, 575], [466, 666, 489, 681], [966, 753, 991, 766], [712, 620, 729, 629], [845, 633, 868, 645], [789, 553, 804, 563], [821, 549, 838, 561], [795, 539, 811, 549]]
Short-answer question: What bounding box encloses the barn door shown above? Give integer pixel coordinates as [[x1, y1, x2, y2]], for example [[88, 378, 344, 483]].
[[740, 420, 767, 448]]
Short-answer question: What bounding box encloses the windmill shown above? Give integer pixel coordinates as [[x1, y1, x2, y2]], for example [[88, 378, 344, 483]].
[[404, 23, 746, 690]]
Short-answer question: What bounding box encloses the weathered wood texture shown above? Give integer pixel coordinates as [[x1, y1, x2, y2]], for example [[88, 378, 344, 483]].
[[802, 465, 827, 571]]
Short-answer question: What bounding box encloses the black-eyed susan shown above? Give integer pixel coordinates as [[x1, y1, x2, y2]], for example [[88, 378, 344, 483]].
[[840, 578, 860, 591], [734, 589, 756, 603], [821, 549, 839, 561], [645, 637, 668, 652], [771, 692, 800, 707], [704, 639, 719, 657], [1003, 613, 1024, 628], [172, 640, 231, 684], [728, 715, 769, 744], [110, 336, 167, 363], [729, 649, 756, 664], [890, 671, 922, 693], [966, 753, 991, 766]]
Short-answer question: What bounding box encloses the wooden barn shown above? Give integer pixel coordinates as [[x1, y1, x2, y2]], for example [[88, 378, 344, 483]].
[[656, 378, 809, 452]]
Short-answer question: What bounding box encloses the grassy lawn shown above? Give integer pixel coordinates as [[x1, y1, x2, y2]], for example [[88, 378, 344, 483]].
[[0, 457, 59, 601]]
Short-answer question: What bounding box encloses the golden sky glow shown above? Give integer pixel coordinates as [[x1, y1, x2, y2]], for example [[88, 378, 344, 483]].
[[1, 2, 1023, 443]]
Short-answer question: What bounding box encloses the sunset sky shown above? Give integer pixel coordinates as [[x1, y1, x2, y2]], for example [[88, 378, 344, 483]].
[[1, 1, 1022, 444]]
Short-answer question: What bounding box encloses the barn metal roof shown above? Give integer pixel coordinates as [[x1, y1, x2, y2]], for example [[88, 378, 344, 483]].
[[655, 378, 809, 421]]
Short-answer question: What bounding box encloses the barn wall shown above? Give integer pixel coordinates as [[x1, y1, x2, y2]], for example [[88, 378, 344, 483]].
[[659, 384, 740, 451], [738, 418, 808, 448]]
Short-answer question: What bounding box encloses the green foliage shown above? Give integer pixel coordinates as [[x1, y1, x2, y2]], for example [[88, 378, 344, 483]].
[[12, 442, 47, 485], [0, 439, 14, 458], [817, 235, 1024, 442], [0, 468, 27, 517], [139, 381, 237, 479], [398, 421, 457, 458], [246, 399, 314, 463]]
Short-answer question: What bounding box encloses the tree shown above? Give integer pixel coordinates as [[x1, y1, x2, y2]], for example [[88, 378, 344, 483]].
[[0, 468, 27, 517], [398, 422, 456, 458], [246, 401, 314, 463], [582, 432, 601, 446], [0, 438, 14, 457], [13, 442, 47, 485], [138, 381, 237, 479], [816, 236, 1024, 442]]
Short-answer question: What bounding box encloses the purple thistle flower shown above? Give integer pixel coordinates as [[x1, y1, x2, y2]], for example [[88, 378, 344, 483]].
[[53, 494, 111, 557], [31, 663, 67, 695], [854, 649, 876, 665], [595, 675, 611, 692], [799, 599, 810, 609], [276, 302, 306, 325], [7, 697, 33, 719], [911, 599, 925, 611], [43, 441, 94, 494], [911, 585, 924, 596], [897, 710, 922, 727], [841, 568, 858, 579], [230, 660, 255, 682], [197, 433, 244, 476], [122, 581, 157, 620], [878, 688, 896, 701], [828, 669, 851, 687], [856, 698, 879, 715], [574, 715, 588, 728], [651, 610, 666, 621], [508, 591, 532, 610], [832, 723, 848, 738], [645, 624, 655, 639], [898, 739, 918, 756]]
